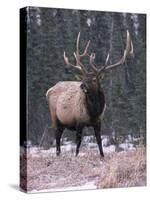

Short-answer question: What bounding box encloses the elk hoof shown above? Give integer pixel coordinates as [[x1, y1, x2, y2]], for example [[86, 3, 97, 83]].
[[100, 152, 104, 157], [100, 155, 105, 162], [56, 151, 60, 156], [75, 152, 79, 156]]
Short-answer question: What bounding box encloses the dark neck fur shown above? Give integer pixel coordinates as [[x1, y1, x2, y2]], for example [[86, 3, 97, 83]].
[[85, 89, 105, 123]]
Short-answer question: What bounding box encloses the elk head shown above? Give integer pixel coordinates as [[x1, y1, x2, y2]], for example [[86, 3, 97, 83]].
[[63, 31, 134, 94]]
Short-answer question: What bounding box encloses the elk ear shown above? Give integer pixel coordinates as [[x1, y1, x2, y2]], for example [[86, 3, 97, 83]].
[[80, 83, 88, 93]]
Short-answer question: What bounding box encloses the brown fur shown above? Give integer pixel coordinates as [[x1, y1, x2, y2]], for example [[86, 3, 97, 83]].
[[46, 81, 91, 127]]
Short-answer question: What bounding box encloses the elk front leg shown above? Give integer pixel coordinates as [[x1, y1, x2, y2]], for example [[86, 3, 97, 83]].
[[76, 125, 83, 156], [94, 122, 104, 157]]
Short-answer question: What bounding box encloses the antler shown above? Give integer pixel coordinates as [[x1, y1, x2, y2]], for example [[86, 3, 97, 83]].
[[64, 30, 133, 77], [64, 32, 90, 74], [89, 53, 99, 73], [98, 30, 133, 73]]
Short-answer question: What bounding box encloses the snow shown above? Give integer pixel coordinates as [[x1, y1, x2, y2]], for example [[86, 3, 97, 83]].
[[119, 143, 135, 151], [26, 143, 135, 159], [103, 145, 116, 153], [86, 143, 97, 149], [102, 137, 110, 147], [25, 134, 137, 158], [83, 135, 94, 143]]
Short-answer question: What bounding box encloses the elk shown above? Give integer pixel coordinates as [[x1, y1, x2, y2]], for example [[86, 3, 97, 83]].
[[46, 31, 133, 157]]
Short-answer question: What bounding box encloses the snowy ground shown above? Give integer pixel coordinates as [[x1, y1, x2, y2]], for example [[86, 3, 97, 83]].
[[20, 136, 146, 193], [23, 134, 137, 157]]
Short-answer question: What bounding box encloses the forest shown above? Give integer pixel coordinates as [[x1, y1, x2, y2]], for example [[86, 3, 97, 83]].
[[25, 7, 146, 147]]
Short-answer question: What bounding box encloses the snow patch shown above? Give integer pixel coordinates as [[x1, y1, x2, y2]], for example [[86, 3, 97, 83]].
[[119, 143, 135, 151], [103, 145, 116, 153], [24, 134, 137, 159]]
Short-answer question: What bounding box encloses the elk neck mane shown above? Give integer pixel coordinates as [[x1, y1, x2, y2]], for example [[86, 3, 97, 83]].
[[83, 87, 105, 123]]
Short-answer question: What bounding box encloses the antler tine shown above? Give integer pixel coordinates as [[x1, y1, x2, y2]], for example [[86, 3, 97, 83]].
[[130, 38, 134, 55], [76, 32, 80, 56], [64, 32, 92, 75], [63, 51, 69, 65], [97, 53, 110, 73], [74, 32, 91, 74], [105, 53, 110, 66], [63, 51, 84, 74], [120, 30, 134, 63], [123, 30, 130, 60], [89, 53, 99, 73], [80, 40, 91, 57], [74, 52, 88, 74], [76, 32, 90, 57]]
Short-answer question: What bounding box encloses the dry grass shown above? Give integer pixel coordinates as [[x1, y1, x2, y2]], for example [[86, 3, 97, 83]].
[[97, 146, 146, 188], [20, 146, 146, 192]]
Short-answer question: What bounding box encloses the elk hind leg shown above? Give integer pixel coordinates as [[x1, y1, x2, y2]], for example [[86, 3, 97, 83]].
[[55, 122, 64, 156], [76, 125, 83, 156]]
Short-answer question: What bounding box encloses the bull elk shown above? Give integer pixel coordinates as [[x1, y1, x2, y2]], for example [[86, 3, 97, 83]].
[[46, 31, 133, 157]]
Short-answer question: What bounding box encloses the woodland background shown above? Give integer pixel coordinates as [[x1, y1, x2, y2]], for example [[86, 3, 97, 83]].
[[24, 7, 146, 146]]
